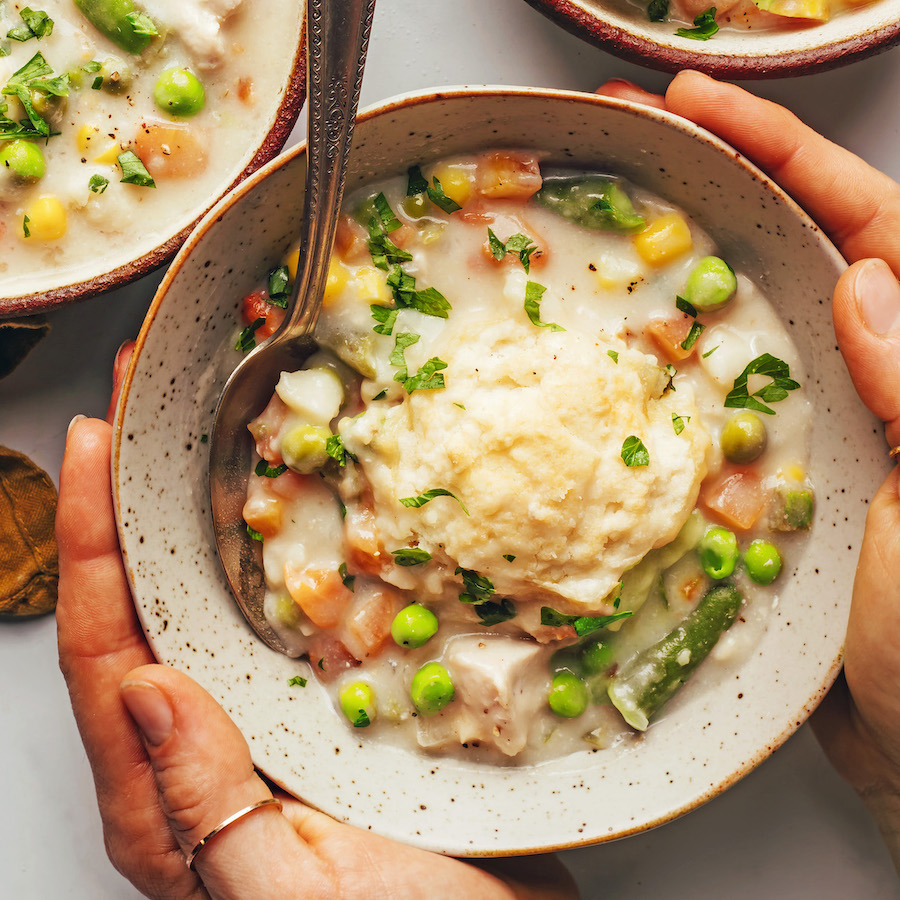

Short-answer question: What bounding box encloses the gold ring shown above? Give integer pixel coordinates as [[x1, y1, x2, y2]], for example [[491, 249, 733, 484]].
[[891, 446, 900, 460], [185, 797, 283, 870]]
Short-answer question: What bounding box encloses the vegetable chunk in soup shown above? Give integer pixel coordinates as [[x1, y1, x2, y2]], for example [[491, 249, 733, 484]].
[[238, 152, 814, 763], [0, 0, 297, 296]]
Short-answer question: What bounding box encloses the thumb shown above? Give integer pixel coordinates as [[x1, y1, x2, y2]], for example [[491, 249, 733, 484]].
[[833, 258, 900, 448], [120, 664, 329, 899]]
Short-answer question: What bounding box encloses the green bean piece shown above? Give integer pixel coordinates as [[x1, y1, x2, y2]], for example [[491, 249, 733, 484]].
[[607, 582, 743, 731], [535, 176, 646, 235], [154, 67, 205, 117], [73, 0, 152, 55], [743, 539, 782, 585], [777, 489, 814, 531], [697, 525, 739, 580], [548, 671, 589, 718], [720, 411, 767, 464], [0, 140, 45, 181], [391, 604, 439, 648], [410, 661, 454, 716], [682, 256, 737, 312]]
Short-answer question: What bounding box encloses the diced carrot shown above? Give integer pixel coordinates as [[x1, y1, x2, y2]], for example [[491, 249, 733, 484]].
[[241, 288, 286, 339], [334, 214, 367, 262], [134, 123, 208, 178], [700, 465, 767, 531], [345, 586, 401, 660], [247, 392, 289, 461], [477, 152, 542, 199], [284, 565, 354, 629], [307, 634, 360, 682], [242, 494, 282, 539], [645, 315, 695, 363]]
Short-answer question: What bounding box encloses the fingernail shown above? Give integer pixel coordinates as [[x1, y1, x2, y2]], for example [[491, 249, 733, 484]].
[[603, 78, 638, 89], [121, 680, 174, 746], [859, 259, 900, 335], [67, 414, 86, 437]]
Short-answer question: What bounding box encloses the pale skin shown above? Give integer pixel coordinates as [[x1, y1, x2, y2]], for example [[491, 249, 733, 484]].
[[57, 70, 900, 898]]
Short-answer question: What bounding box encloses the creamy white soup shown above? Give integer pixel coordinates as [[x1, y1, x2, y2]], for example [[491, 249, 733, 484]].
[[0, 0, 299, 297], [238, 152, 814, 763]]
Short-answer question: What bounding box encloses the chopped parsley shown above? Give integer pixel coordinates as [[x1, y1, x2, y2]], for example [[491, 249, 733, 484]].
[[125, 11, 159, 36], [541, 606, 634, 637], [400, 488, 469, 515], [22, 214, 30, 237], [675, 295, 698, 317], [400, 356, 447, 393], [524, 281, 564, 332], [351, 708, 370, 728], [200, 433, 209, 443], [672, 413, 690, 435], [662, 363, 677, 393], [724, 353, 800, 415], [235, 317, 264, 352], [503, 554, 516, 562], [426, 176, 462, 213], [621, 435, 650, 467], [287, 675, 308, 687], [88, 174, 109, 194], [372, 389, 387, 401], [246, 524, 264, 542], [118, 150, 156, 188], [373, 192, 402, 233], [647, 0, 669, 20], [1, 52, 69, 138], [406, 164, 429, 196], [267, 264, 291, 308], [676, 6, 719, 39], [681, 321, 705, 351], [392, 547, 433, 566], [367, 215, 413, 270], [325, 434, 356, 466], [7, 8, 54, 42], [702, 345, 719, 358], [607, 349, 619, 363], [475, 598, 516, 626], [254, 459, 287, 478], [487, 228, 539, 273], [338, 562, 355, 591], [456, 567, 495, 604], [370, 304, 400, 335]]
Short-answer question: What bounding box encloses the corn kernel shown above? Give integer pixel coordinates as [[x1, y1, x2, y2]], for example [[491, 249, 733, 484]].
[[354, 265, 391, 304], [93, 140, 122, 165], [779, 464, 806, 483], [77, 124, 100, 155], [283, 244, 300, 280], [323, 258, 350, 307], [633, 213, 693, 266], [23, 196, 66, 241], [430, 163, 474, 208]]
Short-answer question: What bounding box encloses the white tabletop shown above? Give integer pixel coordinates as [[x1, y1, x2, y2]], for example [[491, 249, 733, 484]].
[[2, 1, 899, 897]]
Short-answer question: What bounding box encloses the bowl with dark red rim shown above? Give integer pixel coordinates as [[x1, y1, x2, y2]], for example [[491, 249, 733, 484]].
[[523, 0, 900, 78], [0, 6, 306, 318]]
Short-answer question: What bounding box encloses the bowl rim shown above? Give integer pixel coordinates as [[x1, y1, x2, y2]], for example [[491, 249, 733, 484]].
[[0, 20, 308, 320], [522, 0, 900, 78], [115, 85, 853, 856]]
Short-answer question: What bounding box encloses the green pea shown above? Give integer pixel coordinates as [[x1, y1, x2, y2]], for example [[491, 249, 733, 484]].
[[402, 193, 428, 219], [280, 424, 331, 474], [97, 57, 133, 93], [580, 638, 614, 676], [154, 67, 206, 117], [0, 141, 45, 182], [339, 681, 376, 727], [683, 256, 737, 312], [720, 411, 767, 464], [391, 604, 439, 648], [698, 526, 739, 580], [274, 594, 300, 628], [744, 540, 782, 585], [548, 671, 589, 718], [410, 662, 454, 716]]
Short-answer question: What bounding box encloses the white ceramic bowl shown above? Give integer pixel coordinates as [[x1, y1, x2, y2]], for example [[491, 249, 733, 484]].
[[0, 2, 305, 317], [523, 0, 900, 78], [114, 87, 887, 856]]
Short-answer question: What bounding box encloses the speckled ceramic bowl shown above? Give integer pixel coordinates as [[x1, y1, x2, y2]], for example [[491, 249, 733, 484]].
[[0, 4, 305, 318], [523, 0, 900, 78], [113, 87, 887, 856]]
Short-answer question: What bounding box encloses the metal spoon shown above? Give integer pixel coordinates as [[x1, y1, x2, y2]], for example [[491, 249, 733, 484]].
[[209, 0, 376, 655]]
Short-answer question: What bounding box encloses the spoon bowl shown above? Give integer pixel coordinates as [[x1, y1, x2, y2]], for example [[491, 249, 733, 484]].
[[209, 0, 376, 654]]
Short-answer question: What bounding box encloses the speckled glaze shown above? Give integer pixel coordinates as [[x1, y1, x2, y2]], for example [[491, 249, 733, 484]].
[[523, 0, 900, 78], [113, 88, 888, 857], [0, 9, 307, 318]]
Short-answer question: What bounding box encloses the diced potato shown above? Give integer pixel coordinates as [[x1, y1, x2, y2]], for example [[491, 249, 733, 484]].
[[23, 196, 66, 241], [275, 367, 344, 422], [634, 213, 693, 266], [645, 315, 695, 363], [430, 163, 474, 207]]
